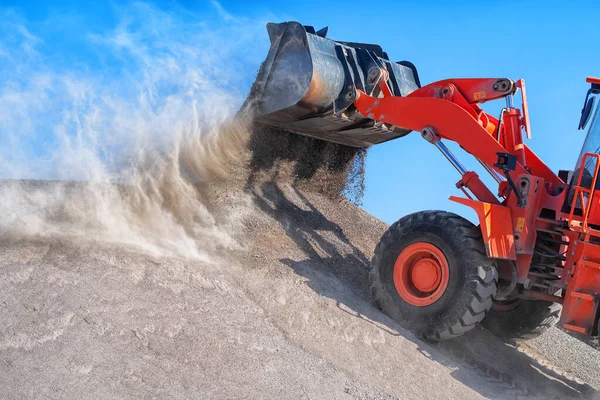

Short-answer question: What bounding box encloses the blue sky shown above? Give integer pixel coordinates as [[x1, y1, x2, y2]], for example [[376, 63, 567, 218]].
[[1, 0, 599, 224]]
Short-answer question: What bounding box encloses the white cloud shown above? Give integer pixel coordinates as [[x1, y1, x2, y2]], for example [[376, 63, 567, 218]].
[[210, 0, 237, 22]]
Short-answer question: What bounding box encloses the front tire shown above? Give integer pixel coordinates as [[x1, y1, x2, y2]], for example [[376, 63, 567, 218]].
[[370, 211, 498, 341]]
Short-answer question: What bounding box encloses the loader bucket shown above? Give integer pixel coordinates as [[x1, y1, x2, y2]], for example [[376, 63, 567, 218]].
[[240, 21, 421, 148]]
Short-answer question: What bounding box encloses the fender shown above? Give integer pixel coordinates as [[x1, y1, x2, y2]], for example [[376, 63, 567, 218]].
[[450, 196, 516, 260]]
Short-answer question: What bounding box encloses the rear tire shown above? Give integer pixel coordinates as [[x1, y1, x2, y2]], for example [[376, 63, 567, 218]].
[[370, 211, 498, 341], [482, 300, 561, 341]]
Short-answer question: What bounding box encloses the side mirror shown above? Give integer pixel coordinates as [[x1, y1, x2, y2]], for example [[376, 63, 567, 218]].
[[579, 93, 595, 130], [580, 77, 600, 130]]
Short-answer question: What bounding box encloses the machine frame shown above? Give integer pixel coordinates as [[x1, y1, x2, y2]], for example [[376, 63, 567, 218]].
[[352, 75, 600, 337]]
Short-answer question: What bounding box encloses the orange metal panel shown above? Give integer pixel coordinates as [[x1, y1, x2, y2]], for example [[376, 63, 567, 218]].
[[560, 242, 600, 336], [450, 196, 516, 260]]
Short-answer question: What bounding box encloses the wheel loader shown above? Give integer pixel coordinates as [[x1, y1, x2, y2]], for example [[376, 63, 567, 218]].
[[241, 21, 600, 343]]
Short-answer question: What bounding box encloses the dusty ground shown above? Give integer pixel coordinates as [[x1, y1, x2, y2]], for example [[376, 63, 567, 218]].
[[1, 178, 599, 400]]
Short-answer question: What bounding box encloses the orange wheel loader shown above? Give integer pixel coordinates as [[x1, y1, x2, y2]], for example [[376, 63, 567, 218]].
[[242, 21, 600, 343]]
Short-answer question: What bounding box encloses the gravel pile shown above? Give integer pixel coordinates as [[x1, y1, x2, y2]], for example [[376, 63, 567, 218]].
[[525, 327, 600, 389], [1, 119, 599, 399]]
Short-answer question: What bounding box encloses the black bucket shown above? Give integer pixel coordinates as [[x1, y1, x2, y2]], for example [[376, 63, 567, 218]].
[[240, 21, 421, 147]]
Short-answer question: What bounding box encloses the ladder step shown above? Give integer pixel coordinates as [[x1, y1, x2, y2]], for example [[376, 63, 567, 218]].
[[570, 292, 596, 301], [563, 323, 588, 334], [581, 260, 600, 270], [573, 186, 592, 192], [535, 228, 564, 236], [586, 228, 600, 237], [528, 271, 561, 280]]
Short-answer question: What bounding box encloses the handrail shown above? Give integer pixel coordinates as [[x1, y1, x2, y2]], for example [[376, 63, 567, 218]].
[[567, 153, 600, 232]]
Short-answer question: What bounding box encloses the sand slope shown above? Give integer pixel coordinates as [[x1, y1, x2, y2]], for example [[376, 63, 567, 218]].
[[1, 180, 599, 400]]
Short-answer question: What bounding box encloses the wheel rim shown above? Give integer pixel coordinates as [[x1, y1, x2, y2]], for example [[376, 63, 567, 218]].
[[393, 242, 449, 306]]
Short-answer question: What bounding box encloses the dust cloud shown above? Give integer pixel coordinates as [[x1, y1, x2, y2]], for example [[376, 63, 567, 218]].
[[0, 118, 252, 261], [0, 3, 267, 261]]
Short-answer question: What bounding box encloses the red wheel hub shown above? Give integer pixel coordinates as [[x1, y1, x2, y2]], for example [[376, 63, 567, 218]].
[[393, 242, 449, 306]]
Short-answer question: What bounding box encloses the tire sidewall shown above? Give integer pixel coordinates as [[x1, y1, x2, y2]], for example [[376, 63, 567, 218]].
[[379, 220, 470, 325]]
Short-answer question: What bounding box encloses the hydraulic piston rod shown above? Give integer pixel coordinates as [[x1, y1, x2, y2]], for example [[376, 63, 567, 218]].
[[434, 140, 468, 175], [422, 127, 500, 204]]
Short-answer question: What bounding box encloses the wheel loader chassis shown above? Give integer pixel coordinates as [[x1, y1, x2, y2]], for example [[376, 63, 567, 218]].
[[352, 75, 600, 337]]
